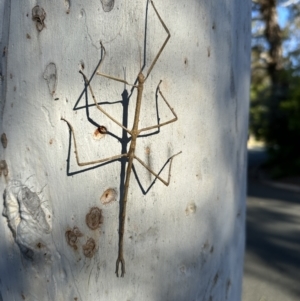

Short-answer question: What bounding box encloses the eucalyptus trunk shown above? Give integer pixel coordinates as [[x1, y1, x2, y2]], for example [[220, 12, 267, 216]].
[[0, 1, 250, 300]]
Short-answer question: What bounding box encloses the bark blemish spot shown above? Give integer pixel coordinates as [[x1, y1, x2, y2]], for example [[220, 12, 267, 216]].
[[100, 188, 117, 205], [100, 0, 114, 12], [82, 238, 96, 258], [0, 160, 8, 176], [64, 0, 70, 14], [43, 62, 57, 96], [226, 279, 231, 299], [32, 5, 46, 32], [230, 66, 236, 98], [65, 226, 83, 250], [36, 242, 44, 249], [93, 126, 106, 140], [86, 207, 103, 230], [185, 202, 196, 216], [1, 133, 7, 148], [207, 46, 211, 57], [26, 33, 31, 39], [213, 273, 219, 286]]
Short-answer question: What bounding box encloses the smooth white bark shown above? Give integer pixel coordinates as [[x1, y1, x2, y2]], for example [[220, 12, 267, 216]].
[[0, 1, 250, 300]]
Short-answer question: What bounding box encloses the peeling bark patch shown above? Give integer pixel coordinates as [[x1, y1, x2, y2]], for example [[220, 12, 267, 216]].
[[43, 63, 57, 96], [86, 207, 103, 230], [1, 133, 7, 148], [65, 227, 83, 250], [32, 5, 46, 31], [0, 160, 8, 176], [2, 180, 52, 260], [82, 238, 96, 258], [100, 0, 114, 12], [100, 188, 117, 205]]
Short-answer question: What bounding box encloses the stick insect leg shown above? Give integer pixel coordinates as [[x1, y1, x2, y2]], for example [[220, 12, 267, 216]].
[[134, 151, 182, 186], [96, 42, 136, 87], [61, 117, 128, 166], [139, 80, 178, 133], [79, 70, 132, 135], [145, 0, 171, 80]]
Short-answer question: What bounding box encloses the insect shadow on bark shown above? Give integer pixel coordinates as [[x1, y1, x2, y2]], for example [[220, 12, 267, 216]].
[[61, 0, 181, 277]]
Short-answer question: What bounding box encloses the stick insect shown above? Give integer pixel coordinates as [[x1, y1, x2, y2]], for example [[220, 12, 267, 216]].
[[61, 0, 181, 277]]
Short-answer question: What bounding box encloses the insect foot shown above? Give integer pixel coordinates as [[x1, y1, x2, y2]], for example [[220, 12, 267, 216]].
[[115, 256, 125, 277]]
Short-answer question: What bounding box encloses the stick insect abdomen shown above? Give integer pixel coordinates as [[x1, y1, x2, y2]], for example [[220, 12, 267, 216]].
[[115, 73, 145, 277]]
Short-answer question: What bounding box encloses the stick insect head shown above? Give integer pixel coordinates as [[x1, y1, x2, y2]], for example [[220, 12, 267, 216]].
[[138, 72, 145, 84]]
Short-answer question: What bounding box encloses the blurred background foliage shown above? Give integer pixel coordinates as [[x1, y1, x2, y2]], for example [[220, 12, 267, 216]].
[[250, 0, 300, 177]]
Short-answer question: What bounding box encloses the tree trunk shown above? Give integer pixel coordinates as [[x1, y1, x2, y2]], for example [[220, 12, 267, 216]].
[[0, 1, 250, 300], [259, 0, 283, 85]]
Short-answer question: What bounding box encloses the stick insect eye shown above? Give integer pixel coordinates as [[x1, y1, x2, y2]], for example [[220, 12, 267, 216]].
[[98, 126, 107, 134]]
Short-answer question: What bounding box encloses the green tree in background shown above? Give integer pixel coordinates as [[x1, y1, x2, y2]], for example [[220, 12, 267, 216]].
[[251, 0, 300, 177]]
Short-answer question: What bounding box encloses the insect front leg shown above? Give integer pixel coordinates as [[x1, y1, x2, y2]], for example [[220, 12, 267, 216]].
[[61, 118, 128, 166]]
